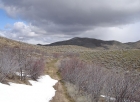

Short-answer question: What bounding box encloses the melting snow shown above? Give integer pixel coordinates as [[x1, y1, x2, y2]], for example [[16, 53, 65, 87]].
[[0, 75, 57, 102]]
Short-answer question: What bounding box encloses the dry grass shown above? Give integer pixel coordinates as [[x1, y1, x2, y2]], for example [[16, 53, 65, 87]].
[[45, 58, 74, 102], [0, 36, 72, 102], [1, 36, 140, 102], [81, 49, 140, 71]]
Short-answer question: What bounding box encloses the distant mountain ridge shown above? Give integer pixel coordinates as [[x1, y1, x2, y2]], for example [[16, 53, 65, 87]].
[[43, 37, 140, 50]]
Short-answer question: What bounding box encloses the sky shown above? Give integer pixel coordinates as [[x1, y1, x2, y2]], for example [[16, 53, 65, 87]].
[[0, 0, 140, 44]]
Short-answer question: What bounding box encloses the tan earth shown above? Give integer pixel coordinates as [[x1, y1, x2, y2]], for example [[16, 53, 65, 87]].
[[50, 81, 70, 102]]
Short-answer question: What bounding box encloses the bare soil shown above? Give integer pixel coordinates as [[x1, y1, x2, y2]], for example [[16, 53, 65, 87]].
[[46, 59, 72, 102], [50, 81, 70, 102]]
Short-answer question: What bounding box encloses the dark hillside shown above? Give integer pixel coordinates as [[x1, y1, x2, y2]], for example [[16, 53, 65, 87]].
[[43, 37, 139, 50]]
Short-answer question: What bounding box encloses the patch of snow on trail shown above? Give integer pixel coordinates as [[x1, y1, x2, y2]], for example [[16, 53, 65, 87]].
[[0, 75, 57, 102]]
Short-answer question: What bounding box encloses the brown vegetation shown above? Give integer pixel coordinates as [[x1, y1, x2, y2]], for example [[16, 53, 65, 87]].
[[0, 45, 45, 83], [58, 57, 140, 102], [1, 36, 140, 102]]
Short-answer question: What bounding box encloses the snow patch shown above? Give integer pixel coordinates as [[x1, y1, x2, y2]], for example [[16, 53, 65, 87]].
[[0, 75, 57, 102], [100, 95, 116, 101]]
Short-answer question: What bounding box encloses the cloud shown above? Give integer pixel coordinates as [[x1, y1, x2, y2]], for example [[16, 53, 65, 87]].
[[0, 0, 140, 43], [8, 22, 41, 38], [0, 22, 47, 44], [80, 22, 140, 43], [0, 22, 71, 44]]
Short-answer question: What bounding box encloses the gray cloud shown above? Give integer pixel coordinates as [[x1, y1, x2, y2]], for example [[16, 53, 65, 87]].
[[0, 0, 140, 44], [0, 22, 71, 44]]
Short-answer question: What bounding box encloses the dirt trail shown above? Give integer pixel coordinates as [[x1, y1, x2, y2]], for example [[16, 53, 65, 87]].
[[50, 81, 70, 102], [45, 59, 71, 102]]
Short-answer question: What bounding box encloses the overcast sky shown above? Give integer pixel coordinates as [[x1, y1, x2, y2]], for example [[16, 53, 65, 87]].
[[0, 0, 140, 44]]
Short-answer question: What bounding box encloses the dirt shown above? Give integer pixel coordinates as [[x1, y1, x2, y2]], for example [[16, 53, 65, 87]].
[[50, 81, 70, 102], [46, 59, 72, 102]]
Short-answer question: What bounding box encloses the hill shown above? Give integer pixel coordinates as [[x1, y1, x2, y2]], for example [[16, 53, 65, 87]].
[[0, 36, 72, 102], [1, 36, 140, 102], [43, 37, 140, 50]]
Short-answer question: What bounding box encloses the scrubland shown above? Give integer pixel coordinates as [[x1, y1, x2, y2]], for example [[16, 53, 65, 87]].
[[0, 36, 140, 102]]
